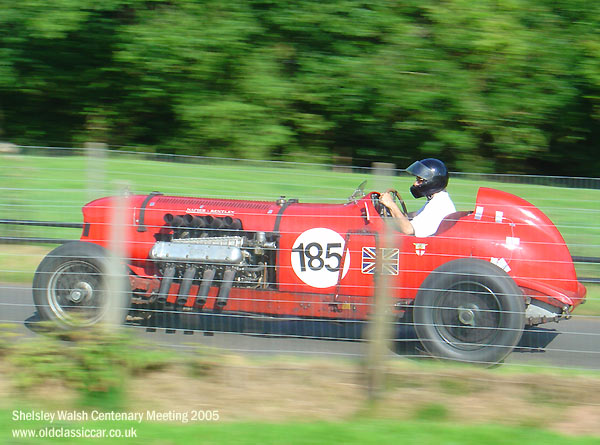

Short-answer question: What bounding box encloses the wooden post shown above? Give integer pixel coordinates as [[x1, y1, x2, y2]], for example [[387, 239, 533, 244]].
[[365, 162, 396, 401]]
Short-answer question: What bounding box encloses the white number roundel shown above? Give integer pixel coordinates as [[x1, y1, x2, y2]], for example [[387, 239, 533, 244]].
[[291, 228, 350, 288]]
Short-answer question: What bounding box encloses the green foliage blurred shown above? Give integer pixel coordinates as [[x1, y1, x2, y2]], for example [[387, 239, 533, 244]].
[[4, 325, 176, 409], [0, 0, 598, 175]]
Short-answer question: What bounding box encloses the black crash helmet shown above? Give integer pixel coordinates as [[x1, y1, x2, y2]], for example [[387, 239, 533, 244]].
[[407, 158, 449, 199]]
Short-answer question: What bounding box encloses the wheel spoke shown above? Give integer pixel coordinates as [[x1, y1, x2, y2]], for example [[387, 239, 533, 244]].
[[434, 281, 502, 350], [47, 260, 106, 325]]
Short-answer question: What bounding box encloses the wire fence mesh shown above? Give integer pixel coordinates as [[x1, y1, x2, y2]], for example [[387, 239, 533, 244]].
[[1, 145, 599, 371]]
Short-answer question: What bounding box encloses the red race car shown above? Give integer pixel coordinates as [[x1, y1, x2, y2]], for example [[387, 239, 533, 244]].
[[33, 183, 587, 364]]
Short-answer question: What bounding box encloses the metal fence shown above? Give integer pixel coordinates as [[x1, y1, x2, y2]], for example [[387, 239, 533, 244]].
[[1, 145, 599, 374]]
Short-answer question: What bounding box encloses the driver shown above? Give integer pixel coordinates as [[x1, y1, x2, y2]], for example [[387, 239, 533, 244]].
[[380, 158, 456, 237]]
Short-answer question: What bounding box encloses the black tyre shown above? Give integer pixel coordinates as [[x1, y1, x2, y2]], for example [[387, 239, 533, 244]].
[[413, 258, 525, 365], [33, 241, 130, 329]]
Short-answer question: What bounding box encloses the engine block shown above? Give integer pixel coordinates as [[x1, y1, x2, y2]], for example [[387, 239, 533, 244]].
[[147, 214, 276, 308], [149, 237, 246, 264]]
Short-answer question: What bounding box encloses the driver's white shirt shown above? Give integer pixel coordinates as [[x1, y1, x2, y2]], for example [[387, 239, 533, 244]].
[[410, 191, 456, 237]]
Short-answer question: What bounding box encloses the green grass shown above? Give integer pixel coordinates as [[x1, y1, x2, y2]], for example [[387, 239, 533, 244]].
[[1, 152, 598, 298], [2, 153, 598, 252], [3, 321, 600, 444], [2, 415, 599, 444], [576, 283, 600, 316]]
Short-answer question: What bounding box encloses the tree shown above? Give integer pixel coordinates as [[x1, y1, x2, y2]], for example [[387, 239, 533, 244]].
[[0, 0, 598, 175]]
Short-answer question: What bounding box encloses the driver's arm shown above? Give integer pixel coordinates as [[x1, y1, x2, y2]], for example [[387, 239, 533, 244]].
[[380, 192, 415, 235]]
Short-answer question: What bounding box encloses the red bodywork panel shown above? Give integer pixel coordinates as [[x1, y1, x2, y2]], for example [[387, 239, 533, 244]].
[[80, 187, 586, 320]]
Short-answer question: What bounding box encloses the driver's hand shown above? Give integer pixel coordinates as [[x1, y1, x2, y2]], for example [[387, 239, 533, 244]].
[[380, 192, 395, 209]]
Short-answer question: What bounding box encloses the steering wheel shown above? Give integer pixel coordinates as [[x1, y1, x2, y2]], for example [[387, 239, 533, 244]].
[[372, 189, 408, 218]]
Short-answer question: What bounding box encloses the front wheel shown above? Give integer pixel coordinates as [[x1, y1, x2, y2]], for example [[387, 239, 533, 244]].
[[413, 259, 525, 365], [33, 241, 130, 329]]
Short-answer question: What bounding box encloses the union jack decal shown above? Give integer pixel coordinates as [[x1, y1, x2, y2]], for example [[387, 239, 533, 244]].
[[361, 247, 399, 275]]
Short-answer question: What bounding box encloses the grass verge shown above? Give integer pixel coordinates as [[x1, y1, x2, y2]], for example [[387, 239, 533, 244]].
[[2, 322, 600, 442], [3, 416, 600, 444]]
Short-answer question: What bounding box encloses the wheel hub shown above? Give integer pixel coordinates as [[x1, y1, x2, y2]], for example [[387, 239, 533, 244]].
[[457, 304, 478, 326], [69, 282, 93, 303]]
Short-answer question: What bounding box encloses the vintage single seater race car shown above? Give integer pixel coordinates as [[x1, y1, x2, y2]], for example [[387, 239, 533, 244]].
[[33, 183, 587, 364]]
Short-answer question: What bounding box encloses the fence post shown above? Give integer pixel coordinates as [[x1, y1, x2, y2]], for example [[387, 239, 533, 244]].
[[365, 162, 396, 401], [104, 180, 130, 329]]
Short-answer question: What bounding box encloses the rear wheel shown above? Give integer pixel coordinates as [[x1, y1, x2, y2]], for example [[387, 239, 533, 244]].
[[33, 241, 130, 329], [413, 259, 525, 365]]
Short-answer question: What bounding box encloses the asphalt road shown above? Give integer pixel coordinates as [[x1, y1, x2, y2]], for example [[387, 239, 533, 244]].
[[2, 284, 599, 370]]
